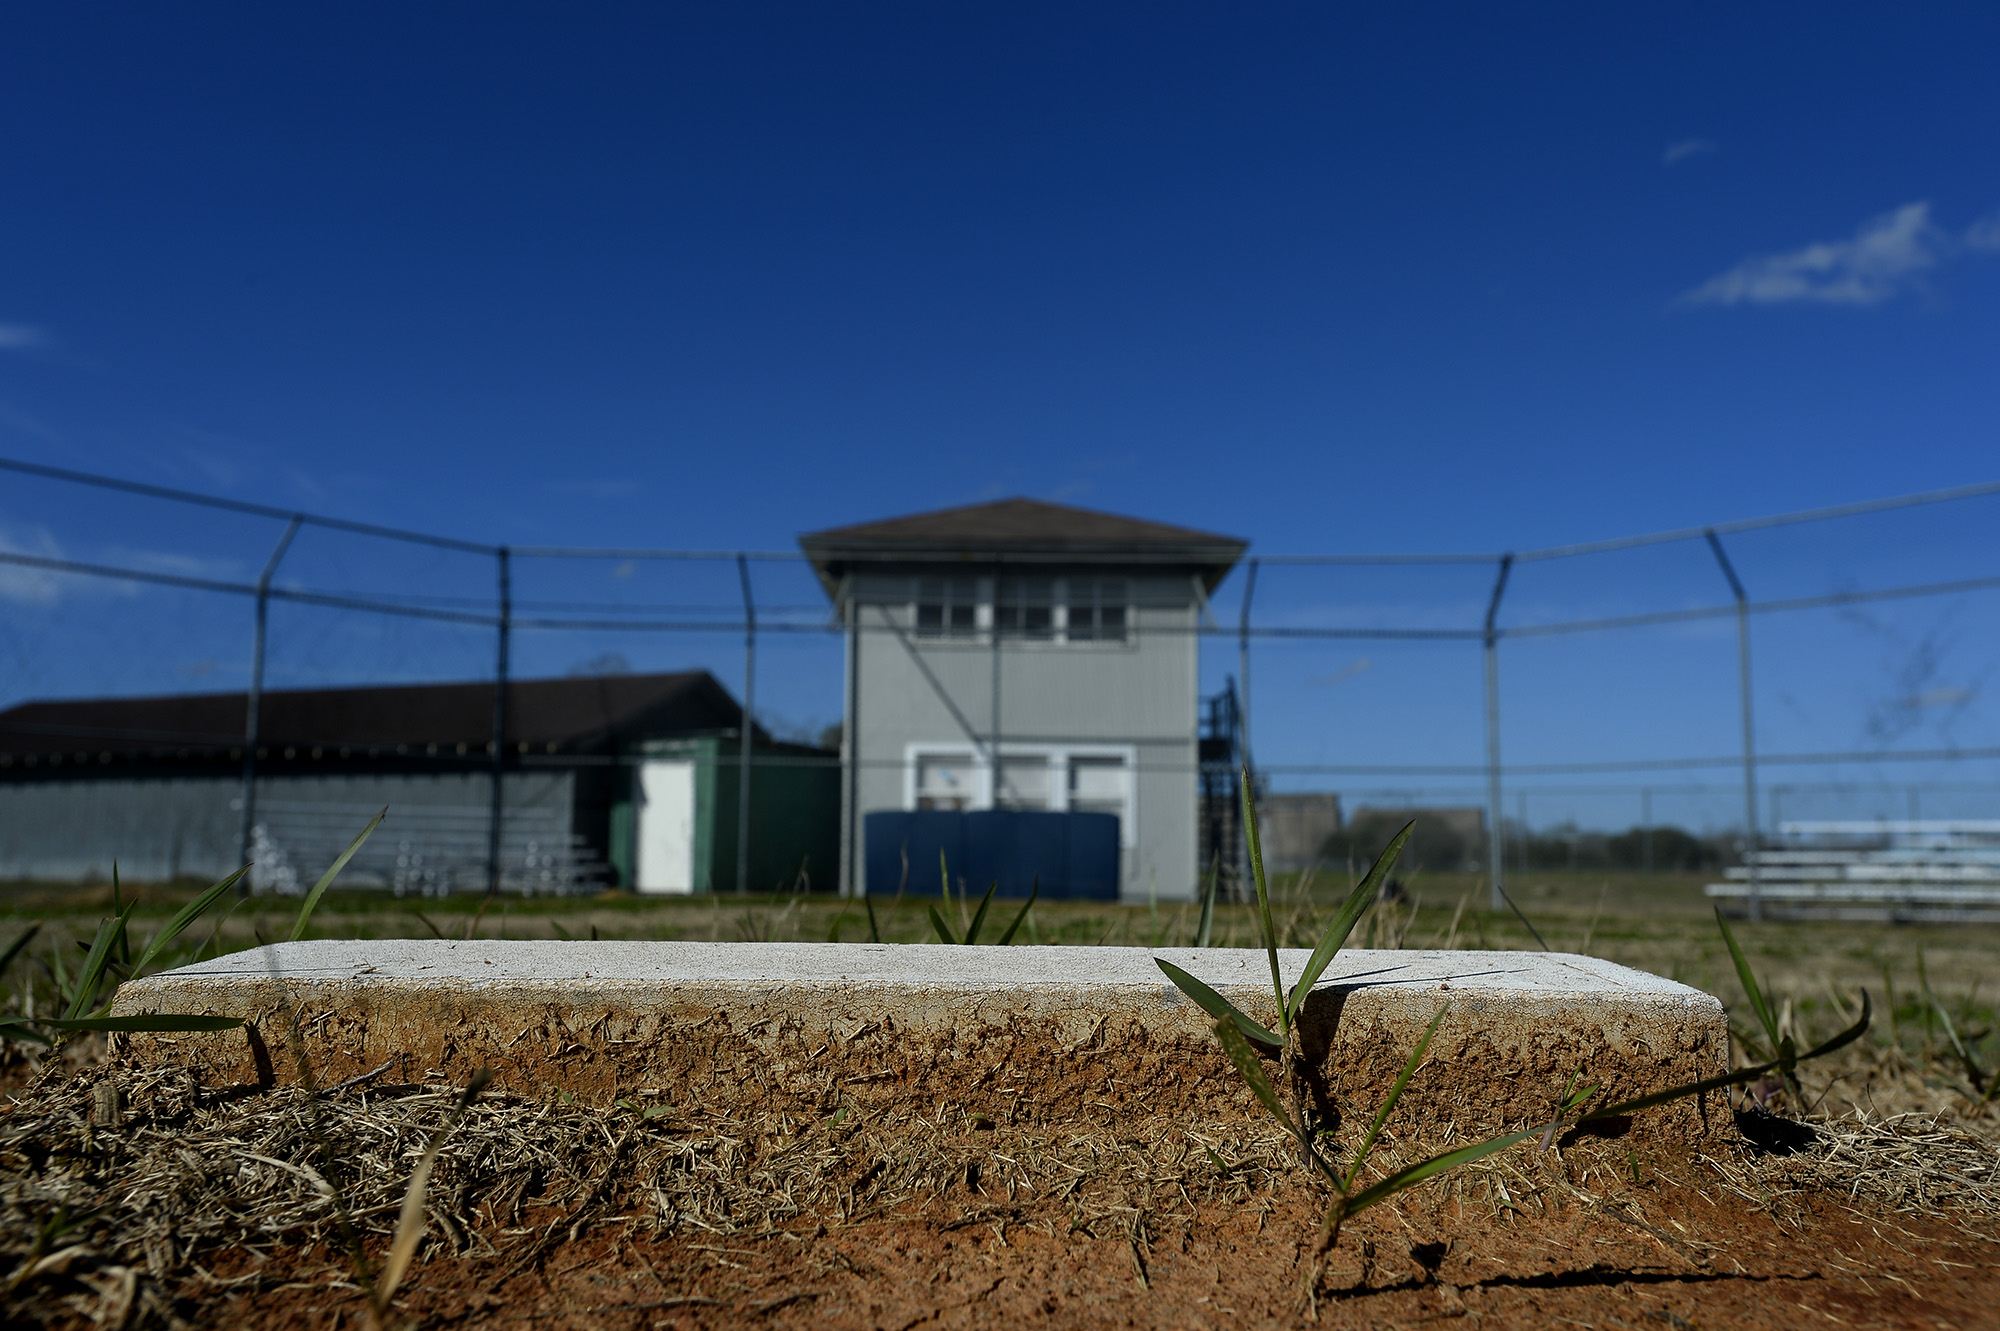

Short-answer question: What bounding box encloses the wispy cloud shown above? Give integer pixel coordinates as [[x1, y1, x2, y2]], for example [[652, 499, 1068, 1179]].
[[1662, 139, 1715, 166], [0, 322, 48, 350], [1679, 202, 2000, 307]]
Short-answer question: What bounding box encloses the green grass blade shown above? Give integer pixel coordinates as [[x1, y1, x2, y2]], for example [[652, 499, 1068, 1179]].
[[0, 924, 41, 983], [962, 881, 999, 945], [1713, 905, 1779, 1052], [112, 865, 130, 967], [1338, 1126, 1543, 1219], [40, 1013, 246, 1033], [1240, 767, 1286, 1030], [1211, 1018, 1338, 1185], [130, 865, 250, 979], [927, 904, 958, 945], [290, 809, 386, 942], [1581, 990, 1871, 1122], [996, 876, 1040, 945], [0, 1019, 53, 1047], [1194, 854, 1218, 948], [1932, 1002, 1984, 1092], [1287, 820, 1414, 1024], [1343, 1003, 1447, 1191], [1156, 958, 1282, 1047], [65, 905, 135, 1020], [864, 894, 882, 944]]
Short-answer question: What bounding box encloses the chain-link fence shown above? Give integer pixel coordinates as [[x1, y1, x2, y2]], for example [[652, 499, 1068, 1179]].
[[2, 456, 1997, 905]]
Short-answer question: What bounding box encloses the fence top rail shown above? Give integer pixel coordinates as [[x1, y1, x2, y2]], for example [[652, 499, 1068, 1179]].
[[9, 451, 1996, 574], [0, 455, 499, 556]]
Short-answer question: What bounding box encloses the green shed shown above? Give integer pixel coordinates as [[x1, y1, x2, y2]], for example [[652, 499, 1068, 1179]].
[[612, 735, 840, 894]]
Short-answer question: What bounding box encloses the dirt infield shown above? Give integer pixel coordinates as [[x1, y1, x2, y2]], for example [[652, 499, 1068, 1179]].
[[4, 1036, 1995, 1330]]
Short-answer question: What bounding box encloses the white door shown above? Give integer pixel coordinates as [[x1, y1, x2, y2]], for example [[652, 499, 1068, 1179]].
[[636, 759, 697, 893]]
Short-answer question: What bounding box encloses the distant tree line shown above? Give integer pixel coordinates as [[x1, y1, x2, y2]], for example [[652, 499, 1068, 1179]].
[[1318, 813, 1726, 875]]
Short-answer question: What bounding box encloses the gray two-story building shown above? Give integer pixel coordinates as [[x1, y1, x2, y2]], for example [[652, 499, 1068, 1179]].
[[800, 498, 1245, 902]]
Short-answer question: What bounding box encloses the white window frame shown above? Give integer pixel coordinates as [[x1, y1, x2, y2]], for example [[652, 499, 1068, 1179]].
[[903, 741, 1138, 848], [906, 576, 1134, 647]]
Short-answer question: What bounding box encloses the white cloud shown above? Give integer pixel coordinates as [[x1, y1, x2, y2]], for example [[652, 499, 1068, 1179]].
[[1679, 202, 1971, 307], [0, 322, 48, 350], [1662, 139, 1716, 166], [1965, 208, 2000, 253]]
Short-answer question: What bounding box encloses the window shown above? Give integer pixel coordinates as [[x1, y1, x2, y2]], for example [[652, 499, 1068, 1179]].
[[1068, 756, 1128, 819], [915, 752, 977, 809], [1065, 578, 1128, 642], [915, 577, 978, 639], [993, 755, 1053, 809], [996, 577, 1054, 640]]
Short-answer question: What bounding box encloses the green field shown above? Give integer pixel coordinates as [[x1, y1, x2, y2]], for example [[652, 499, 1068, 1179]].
[[4, 866, 1991, 1063]]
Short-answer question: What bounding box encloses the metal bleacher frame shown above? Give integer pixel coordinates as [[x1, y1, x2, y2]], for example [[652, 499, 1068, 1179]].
[[1706, 819, 2000, 922]]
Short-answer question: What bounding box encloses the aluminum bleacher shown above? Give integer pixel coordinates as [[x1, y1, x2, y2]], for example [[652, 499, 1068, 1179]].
[[1706, 820, 2000, 922]]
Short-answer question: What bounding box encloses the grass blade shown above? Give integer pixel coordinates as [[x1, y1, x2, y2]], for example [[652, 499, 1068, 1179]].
[[1287, 820, 1414, 1024], [1713, 905, 1778, 1051], [927, 905, 958, 945], [1933, 1002, 1986, 1094], [0, 924, 41, 983], [1194, 854, 1219, 948], [112, 865, 130, 968], [995, 875, 1040, 945], [65, 905, 135, 1020], [1156, 958, 1282, 1047], [864, 894, 882, 944], [0, 1019, 52, 1046], [962, 881, 999, 945], [376, 1069, 491, 1312], [290, 809, 386, 942], [1240, 768, 1287, 1030], [1337, 1126, 1544, 1221], [40, 1013, 245, 1032], [1581, 990, 1871, 1122], [1342, 1003, 1447, 1191], [130, 865, 250, 979], [1211, 1017, 1338, 1186]]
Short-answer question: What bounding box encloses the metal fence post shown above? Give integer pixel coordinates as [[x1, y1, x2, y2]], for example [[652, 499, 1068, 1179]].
[[1236, 559, 1259, 900], [1703, 530, 1760, 922], [237, 516, 303, 892], [1640, 787, 1653, 872], [736, 553, 756, 894], [1483, 554, 1514, 911], [487, 546, 511, 897]]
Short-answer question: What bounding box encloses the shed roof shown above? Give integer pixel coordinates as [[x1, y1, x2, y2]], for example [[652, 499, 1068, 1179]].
[[0, 671, 762, 767], [798, 497, 1246, 591]]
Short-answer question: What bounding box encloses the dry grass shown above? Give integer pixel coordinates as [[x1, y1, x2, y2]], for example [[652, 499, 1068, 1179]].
[[4, 869, 1997, 1325], [3, 1018, 1995, 1327]]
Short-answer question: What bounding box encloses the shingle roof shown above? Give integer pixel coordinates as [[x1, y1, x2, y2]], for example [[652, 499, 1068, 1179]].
[[798, 497, 1246, 590], [0, 672, 756, 765]]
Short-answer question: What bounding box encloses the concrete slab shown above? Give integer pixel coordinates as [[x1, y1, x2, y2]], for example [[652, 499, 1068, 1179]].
[[113, 941, 1729, 1140]]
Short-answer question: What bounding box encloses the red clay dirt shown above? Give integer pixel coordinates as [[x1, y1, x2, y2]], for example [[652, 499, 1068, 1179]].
[[178, 1141, 2000, 1331]]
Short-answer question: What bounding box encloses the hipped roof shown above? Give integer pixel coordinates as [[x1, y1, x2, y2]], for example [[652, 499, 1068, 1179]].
[[799, 497, 1247, 593], [0, 672, 762, 763]]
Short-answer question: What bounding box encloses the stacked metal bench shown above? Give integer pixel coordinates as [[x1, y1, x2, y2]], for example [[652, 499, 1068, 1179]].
[[1707, 819, 2000, 922]]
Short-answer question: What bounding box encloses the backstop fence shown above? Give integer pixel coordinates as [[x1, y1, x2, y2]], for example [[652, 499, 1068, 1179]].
[[3, 455, 1998, 916]]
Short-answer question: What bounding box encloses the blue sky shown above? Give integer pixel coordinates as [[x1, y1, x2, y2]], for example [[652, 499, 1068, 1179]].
[[3, 4, 1998, 829]]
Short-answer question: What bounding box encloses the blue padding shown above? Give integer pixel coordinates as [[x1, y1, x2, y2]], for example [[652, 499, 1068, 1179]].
[[863, 809, 1121, 900]]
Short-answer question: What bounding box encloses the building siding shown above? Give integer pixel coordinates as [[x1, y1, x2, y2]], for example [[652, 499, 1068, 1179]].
[[841, 571, 1202, 901]]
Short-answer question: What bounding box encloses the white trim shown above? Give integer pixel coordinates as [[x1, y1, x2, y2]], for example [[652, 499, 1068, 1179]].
[[902, 740, 1138, 848]]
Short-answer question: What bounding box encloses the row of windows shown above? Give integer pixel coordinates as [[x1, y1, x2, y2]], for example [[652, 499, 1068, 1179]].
[[914, 749, 1128, 822], [914, 577, 1129, 642]]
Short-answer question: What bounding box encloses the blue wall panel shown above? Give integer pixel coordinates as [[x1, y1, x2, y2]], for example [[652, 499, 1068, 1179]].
[[863, 810, 1120, 900]]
